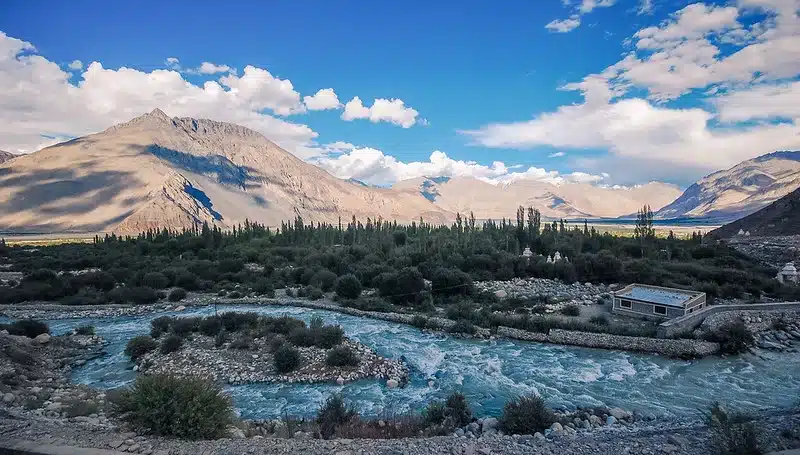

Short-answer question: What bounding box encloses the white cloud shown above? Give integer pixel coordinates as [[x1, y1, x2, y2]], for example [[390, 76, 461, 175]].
[[548, 151, 566, 158], [546, 0, 616, 32], [67, 60, 83, 71], [638, 0, 654, 15], [165, 57, 180, 70], [195, 62, 233, 74], [0, 32, 315, 155], [303, 88, 341, 110], [314, 145, 606, 186], [467, 0, 800, 181], [341, 96, 420, 128], [546, 16, 582, 33]]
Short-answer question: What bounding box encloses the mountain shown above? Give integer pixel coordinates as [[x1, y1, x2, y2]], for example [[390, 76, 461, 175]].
[[709, 186, 800, 238], [0, 109, 449, 234], [392, 177, 682, 219], [0, 151, 15, 165], [656, 151, 800, 222]]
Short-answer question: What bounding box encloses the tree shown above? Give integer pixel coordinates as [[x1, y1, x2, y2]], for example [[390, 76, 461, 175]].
[[634, 205, 655, 241]]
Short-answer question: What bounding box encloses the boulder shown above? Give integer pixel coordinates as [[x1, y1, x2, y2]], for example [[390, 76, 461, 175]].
[[608, 407, 629, 420], [482, 417, 498, 431], [606, 416, 617, 426], [2, 392, 14, 404], [386, 378, 399, 389], [228, 426, 246, 439], [34, 333, 51, 345], [549, 422, 563, 433], [336, 376, 345, 385], [494, 290, 508, 299]]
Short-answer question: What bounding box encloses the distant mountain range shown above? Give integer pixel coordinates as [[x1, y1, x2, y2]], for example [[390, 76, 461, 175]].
[[709, 186, 800, 238], [0, 109, 447, 234], [392, 177, 682, 220], [1, 110, 797, 234], [656, 151, 800, 223], [0, 151, 15, 165]]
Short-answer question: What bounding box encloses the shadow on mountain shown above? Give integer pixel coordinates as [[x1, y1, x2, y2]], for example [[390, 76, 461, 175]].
[[183, 183, 223, 221], [148, 145, 269, 190], [0, 168, 140, 220]]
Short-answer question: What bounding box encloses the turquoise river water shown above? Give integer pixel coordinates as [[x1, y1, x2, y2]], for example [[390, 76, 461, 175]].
[[30, 304, 800, 420]]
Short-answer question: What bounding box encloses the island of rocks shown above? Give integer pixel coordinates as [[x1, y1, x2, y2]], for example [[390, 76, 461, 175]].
[[130, 313, 408, 386]]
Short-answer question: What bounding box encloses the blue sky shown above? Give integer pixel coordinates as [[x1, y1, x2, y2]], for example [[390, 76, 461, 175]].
[[1, 0, 799, 187]]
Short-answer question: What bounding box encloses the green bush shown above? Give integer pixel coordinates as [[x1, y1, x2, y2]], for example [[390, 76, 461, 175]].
[[251, 278, 275, 297], [411, 315, 428, 329], [316, 393, 357, 439], [141, 272, 169, 289], [199, 316, 223, 336], [305, 286, 324, 300], [310, 270, 337, 292], [125, 335, 157, 360], [431, 267, 472, 296], [1, 319, 50, 338], [326, 346, 360, 367], [560, 304, 581, 317], [448, 319, 477, 335], [705, 321, 754, 355], [315, 325, 344, 349], [167, 288, 187, 302], [274, 345, 301, 373], [170, 317, 201, 336], [150, 316, 172, 338], [109, 374, 233, 439], [75, 325, 96, 335], [707, 403, 764, 455], [160, 334, 183, 354], [335, 274, 362, 299], [108, 286, 160, 305], [214, 329, 227, 347], [500, 394, 555, 435], [589, 315, 609, 326]]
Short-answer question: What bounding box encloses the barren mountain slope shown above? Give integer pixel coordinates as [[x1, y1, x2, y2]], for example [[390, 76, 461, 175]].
[[709, 186, 800, 238], [393, 177, 681, 219], [0, 109, 450, 234], [657, 151, 800, 222], [0, 151, 15, 165]]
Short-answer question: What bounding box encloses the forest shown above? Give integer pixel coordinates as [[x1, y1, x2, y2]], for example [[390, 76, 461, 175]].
[[1, 206, 797, 308]]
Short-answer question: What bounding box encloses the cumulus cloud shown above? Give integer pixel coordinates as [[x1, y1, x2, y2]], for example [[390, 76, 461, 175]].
[[0, 32, 315, 154], [341, 96, 420, 127], [466, 0, 800, 180], [546, 16, 582, 33], [194, 62, 233, 74], [303, 88, 341, 110], [313, 145, 606, 186], [548, 151, 566, 158], [67, 59, 83, 71], [165, 57, 180, 70], [546, 0, 616, 32], [638, 0, 654, 15]]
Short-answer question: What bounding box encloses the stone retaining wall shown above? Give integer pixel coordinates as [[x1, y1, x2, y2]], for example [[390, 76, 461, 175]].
[[657, 302, 800, 338], [497, 326, 719, 357]]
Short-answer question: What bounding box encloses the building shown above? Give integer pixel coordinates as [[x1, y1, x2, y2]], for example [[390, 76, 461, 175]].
[[612, 284, 706, 320], [777, 262, 798, 285]]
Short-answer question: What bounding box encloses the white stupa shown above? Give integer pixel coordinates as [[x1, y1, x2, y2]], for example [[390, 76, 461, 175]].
[[777, 262, 799, 285], [521, 247, 533, 258], [553, 251, 562, 261], [546, 255, 553, 263]]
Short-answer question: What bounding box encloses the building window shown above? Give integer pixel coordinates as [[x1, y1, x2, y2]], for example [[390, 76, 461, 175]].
[[620, 299, 631, 309], [653, 305, 667, 315]]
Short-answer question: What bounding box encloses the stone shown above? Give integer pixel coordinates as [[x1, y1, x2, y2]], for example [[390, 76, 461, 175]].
[[336, 376, 345, 385], [127, 444, 140, 452], [228, 426, 246, 438], [2, 392, 14, 404], [494, 290, 507, 299], [294, 430, 312, 439], [609, 407, 629, 420], [481, 417, 498, 431], [533, 432, 545, 441], [667, 435, 689, 448], [386, 378, 399, 389], [34, 333, 51, 344], [455, 428, 465, 437], [478, 449, 492, 455], [550, 422, 563, 433], [469, 422, 480, 433], [109, 440, 125, 449], [606, 416, 617, 426]]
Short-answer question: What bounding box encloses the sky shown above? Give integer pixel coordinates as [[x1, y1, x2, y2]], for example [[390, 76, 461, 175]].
[[1, 0, 799, 188]]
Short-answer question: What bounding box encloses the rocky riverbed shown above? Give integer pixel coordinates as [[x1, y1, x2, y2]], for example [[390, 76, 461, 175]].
[[475, 278, 615, 308], [137, 336, 408, 386], [702, 309, 800, 354]]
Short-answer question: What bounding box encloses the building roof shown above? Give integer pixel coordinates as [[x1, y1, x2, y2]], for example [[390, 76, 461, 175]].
[[615, 284, 703, 308]]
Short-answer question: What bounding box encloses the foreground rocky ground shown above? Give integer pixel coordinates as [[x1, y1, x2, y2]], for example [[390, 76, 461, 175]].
[[2, 410, 799, 455]]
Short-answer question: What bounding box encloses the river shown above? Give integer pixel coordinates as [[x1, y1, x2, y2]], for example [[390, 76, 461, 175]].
[[35, 304, 800, 420]]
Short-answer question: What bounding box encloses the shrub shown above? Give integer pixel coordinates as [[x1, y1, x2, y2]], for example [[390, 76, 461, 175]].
[[448, 319, 477, 335], [75, 325, 95, 335], [310, 270, 337, 292], [431, 267, 472, 296], [411, 315, 428, 329], [108, 286, 160, 305], [109, 374, 233, 439], [170, 317, 201, 336], [2, 319, 50, 338], [326, 346, 360, 367], [500, 394, 555, 435], [316, 394, 357, 439], [589, 315, 609, 326], [560, 304, 581, 317], [227, 290, 243, 299], [214, 329, 227, 347], [274, 345, 301, 373], [315, 325, 345, 349], [707, 403, 764, 455], [252, 278, 275, 297], [64, 399, 99, 417], [288, 327, 316, 347], [706, 321, 754, 355], [167, 288, 187, 302], [305, 286, 324, 300], [160, 334, 183, 355], [199, 317, 223, 336], [444, 392, 472, 427], [229, 336, 252, 350], [141, 272, 169, 289], [125, 335, 157, 360], [335, 274, 362, 299], [150, 316, 172, 338]]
